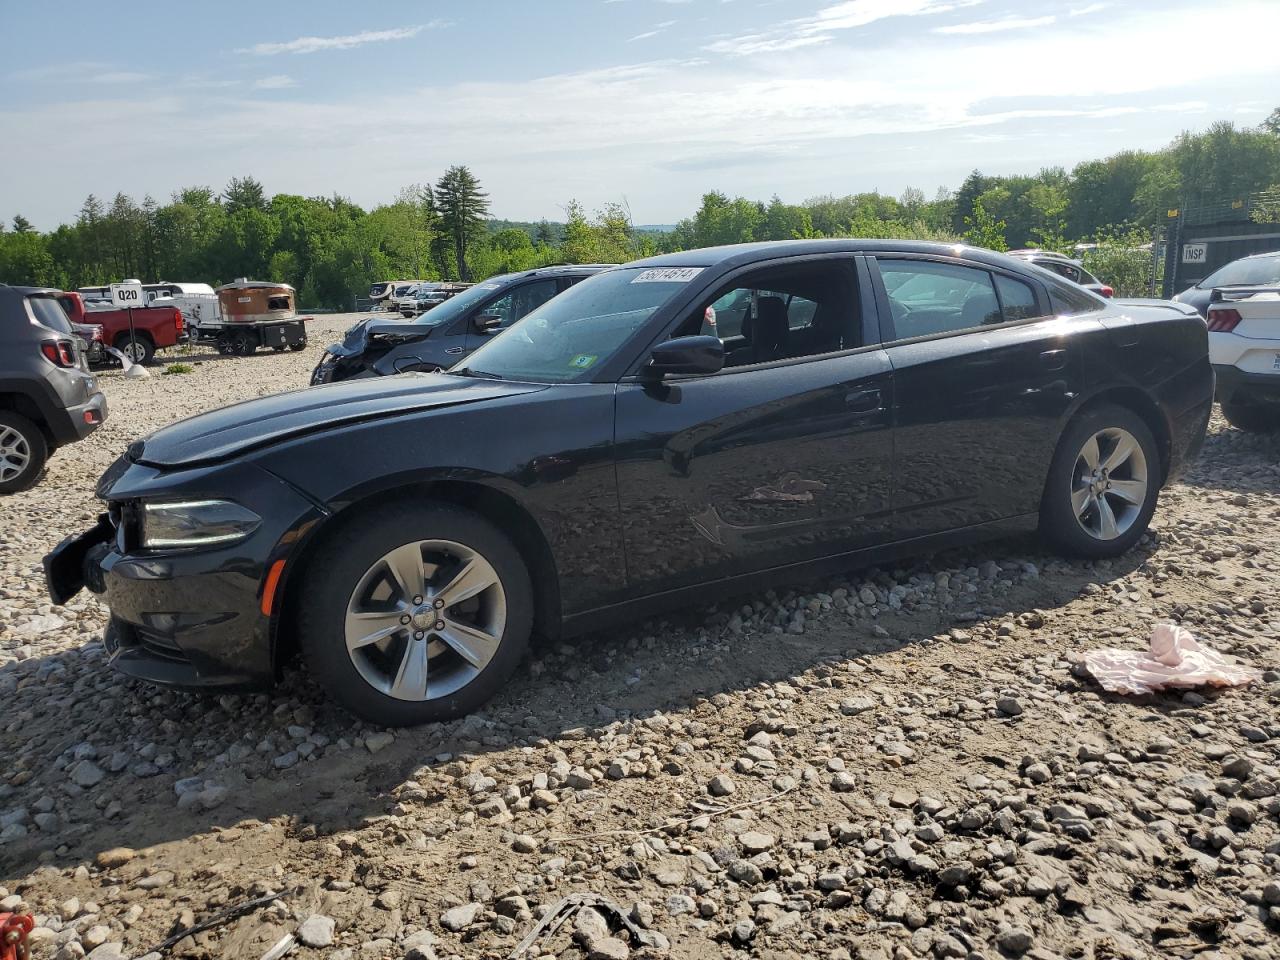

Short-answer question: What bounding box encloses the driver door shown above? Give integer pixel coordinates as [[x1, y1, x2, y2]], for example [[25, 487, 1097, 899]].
[[613, 256, 895, 598]]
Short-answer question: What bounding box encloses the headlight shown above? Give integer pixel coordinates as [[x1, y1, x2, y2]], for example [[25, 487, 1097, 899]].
[[140, 500, 261, 549]]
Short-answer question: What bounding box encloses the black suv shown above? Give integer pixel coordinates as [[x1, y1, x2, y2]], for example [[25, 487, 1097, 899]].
[[312, 265, 613, 384], [0, 285, 107, 492]]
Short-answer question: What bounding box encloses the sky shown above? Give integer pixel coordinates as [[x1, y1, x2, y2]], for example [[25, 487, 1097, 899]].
[[3, 0, 1279, 230]]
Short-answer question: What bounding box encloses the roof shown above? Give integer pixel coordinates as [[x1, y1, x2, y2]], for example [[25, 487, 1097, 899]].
[[215, 280, 296, 292], [527, 264, 616, 275], [0, 284, 61, 297], [625, 239, 1029, 271]]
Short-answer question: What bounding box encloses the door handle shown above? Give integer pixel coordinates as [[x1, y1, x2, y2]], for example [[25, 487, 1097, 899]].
[[1039, 349, 1067, 371], [845, 388, 882, 413]]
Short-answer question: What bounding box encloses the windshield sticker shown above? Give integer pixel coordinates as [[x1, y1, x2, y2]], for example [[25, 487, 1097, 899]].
[[631, 267, 703, 284], [568, 354, 598, 369]]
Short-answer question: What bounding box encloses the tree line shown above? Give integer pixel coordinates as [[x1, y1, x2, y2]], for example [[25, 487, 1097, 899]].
[[2, 110, 1277, 307]]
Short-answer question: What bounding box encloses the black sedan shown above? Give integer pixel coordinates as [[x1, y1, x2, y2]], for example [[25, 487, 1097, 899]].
[[312, 264, 611, 385], [46, 240, 1213, 726]]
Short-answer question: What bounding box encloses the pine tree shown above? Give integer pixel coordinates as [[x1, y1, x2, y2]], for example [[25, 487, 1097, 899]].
[[434, 166, 489, 282], [11, 215, 34, 233]]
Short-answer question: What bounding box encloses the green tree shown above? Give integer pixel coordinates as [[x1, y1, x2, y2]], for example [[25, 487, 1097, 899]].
[[1263, 107, 1279, 136], [434, 165, 489, 282], [223, 176, 267, 214], [11, 215, 34, 234], [963, 196, 1008, 251]]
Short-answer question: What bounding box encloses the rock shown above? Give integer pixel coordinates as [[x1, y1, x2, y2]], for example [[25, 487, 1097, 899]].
[[708, 774, 736, 797], [731, 918, 756, 943], [996, 697, 1023, 717], [831, 772, 857, 792], [586, 937, 629, 960], [85, 946, 127, 960], [82, 926, 111, 949], [512, 834, 538, 853], [739, 831, 776, 854], [440, 902, 482, 931], [997, 927, 1034, 954], [69, 761, 105, 788], [402, 929, 438, 960], [297, 914, 335, 948], [840, 696, 875, 715], [364, 732, 394, 754], [1222, 756, 1253, 781], [95, 847, 136, 869], [728, 859, 764, 885]]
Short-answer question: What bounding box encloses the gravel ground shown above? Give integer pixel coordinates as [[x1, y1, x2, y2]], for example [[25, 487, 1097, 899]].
[[1, 314, 1278, 960]]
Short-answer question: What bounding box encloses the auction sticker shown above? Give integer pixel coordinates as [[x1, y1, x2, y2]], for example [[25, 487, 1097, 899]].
[[631, 267, 703, 283], [569, 354, 598, 369]]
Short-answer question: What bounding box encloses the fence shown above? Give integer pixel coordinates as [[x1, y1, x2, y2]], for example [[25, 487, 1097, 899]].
[[1161, 189, 1280, 296]]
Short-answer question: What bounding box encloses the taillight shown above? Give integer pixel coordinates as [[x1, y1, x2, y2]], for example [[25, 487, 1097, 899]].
[[1099, 285, 1114, 298], [41, 339, 76, 367], [1207, 308, 1242, 333], [174, 308, 184, 335]]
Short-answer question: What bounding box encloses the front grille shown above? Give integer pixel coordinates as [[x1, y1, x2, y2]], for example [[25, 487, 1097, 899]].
[[113, 618, 192, 664]]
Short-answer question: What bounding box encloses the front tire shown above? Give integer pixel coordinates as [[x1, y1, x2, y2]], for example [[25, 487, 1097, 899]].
[[1221, 397, 1279, 433], [1040, 404, 1160, 559], [298, 503, 534, 726], [0, 412, 48, 494]]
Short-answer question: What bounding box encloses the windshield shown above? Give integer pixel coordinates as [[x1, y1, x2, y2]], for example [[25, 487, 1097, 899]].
[[453, 266, 701, 383], [410, 275, 516, 327], [1198, 254, 1280, 288]]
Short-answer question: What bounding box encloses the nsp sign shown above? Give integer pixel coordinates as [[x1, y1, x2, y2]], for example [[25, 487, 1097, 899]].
[[110, 282, 144, 308], [1181, 243, 1208, 265]]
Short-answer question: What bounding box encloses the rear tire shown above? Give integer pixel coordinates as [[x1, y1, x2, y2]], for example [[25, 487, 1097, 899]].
[[1040, 403, 1160, 559], [1221, 397, 1279, 434], [115, 334, 155, 366], [0, 412, 49, 494], [298, 503, 534, 726]]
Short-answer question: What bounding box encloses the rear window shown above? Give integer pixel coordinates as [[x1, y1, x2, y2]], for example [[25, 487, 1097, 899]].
[[26, 295, 73, 334]]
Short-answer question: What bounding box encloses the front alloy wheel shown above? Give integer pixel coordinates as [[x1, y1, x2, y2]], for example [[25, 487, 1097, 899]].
[[299, 503, 533, 725], [344, 539, 507, 702]]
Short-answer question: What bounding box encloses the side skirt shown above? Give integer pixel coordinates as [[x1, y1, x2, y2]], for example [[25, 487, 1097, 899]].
[[560, 513, 1040, 639]]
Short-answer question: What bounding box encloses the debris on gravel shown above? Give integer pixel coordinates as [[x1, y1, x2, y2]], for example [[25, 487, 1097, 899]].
[[1, 316, 1278, 959]]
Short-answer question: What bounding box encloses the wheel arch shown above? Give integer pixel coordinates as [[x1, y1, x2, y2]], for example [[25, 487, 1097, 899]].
[[0, 390, 55, 446], [1056, 386, 1173, 484], [271, 478, 562, 674]]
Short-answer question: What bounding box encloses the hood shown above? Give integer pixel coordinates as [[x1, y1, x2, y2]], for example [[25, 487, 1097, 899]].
[[130, 374, 546, 469], [331, 316, 431, 356]]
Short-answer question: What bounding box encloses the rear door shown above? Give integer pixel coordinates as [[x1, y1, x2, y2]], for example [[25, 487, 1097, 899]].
[[613, 255, 895, 597], [870, 254, 1083, 538]]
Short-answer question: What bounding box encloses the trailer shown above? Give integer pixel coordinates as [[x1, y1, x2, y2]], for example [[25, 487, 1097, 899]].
[[200, 280, 310, 356]]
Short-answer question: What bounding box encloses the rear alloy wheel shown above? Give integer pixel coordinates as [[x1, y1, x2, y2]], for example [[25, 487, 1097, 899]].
[[1041, 404, 1159, 558], [1221, 398, 1279, 434], [116, 335, 154, 365], [299, 504, 533, 725], [0, 412, 48, 494]]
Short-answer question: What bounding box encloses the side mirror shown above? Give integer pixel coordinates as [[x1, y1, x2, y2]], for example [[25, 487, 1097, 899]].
[[647, 335, 724, 377], [473, 313, 503, 334]]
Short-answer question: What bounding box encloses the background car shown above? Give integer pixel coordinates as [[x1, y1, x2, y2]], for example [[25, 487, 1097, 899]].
[[1206, 289, 1280, 432], [311, 264, 613, 384], [49, 241, 1210, 727], [1007, 249, 1113, 297], [1174, 250, 1280, 317], [0, 284, 107, 493]]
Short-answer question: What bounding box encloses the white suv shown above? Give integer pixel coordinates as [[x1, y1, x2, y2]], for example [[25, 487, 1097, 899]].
[[1207, 290, 1280, 432]]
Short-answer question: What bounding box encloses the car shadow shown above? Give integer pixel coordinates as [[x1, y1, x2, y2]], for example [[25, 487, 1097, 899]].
[[0, 533, 1160, 881], [1175, 415, 1280, 494]]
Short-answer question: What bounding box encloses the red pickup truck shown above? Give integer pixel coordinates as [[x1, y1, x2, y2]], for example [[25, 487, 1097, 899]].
[[57, 291, 186, 365]]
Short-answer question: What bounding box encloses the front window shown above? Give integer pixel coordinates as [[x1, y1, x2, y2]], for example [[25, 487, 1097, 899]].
[[480, 278, 560, 329], [454, 267, 697, 383], [1198, 255, 1280, 289], [878, 260, 1002, 337]]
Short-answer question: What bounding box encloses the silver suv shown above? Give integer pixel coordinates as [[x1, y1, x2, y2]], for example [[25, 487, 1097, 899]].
[[0, 284, 108, 492]]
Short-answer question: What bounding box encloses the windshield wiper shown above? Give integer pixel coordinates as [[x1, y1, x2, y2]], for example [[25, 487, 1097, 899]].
[[450, 368, 504, 380]]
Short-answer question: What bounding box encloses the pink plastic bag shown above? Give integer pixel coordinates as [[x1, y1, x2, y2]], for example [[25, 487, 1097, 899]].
[[1084, 623, 1261, 695]]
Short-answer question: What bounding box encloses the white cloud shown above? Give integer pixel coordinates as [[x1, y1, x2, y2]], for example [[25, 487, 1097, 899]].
[[706, 0, 983, 55], [934, 15, 1055, 34], [238, 24, 439, 56], [1069, 3, 1108, 14], [254, 75, 298, 89], [4, 1, 1279, 226]]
